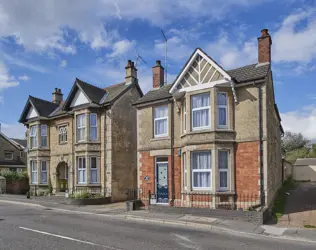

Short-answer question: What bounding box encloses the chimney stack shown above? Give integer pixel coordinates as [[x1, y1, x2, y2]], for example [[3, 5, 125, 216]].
[[52, 88, 63, 104], [125, 60, 137, 85], [258, 28, 272, 64], [152, 60, 164, 89]]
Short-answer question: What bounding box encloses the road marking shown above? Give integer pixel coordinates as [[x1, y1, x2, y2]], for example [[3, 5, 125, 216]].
[[173, 233, 195, 243], [173, 233, 201, 250], [19, 227, 121, 250]]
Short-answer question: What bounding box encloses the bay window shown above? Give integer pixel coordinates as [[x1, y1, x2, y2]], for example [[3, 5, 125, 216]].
[[191, 93, 210, 130], [30, 125, 38, 148], [90, 156, 98, 183], [183, 153, 187, 190], [41, 125, 48, 147], [217, 93, 228, 128], [218, 150, 229, 191], [191, 152, 212, 190], [90, 113, 97, 141], [77, 157, 86, 184], [41, 161, 48, 184], [154, 106, 168, 137], [31, 161, 37, 184], [76, 114, 86, 142], [183, 100, 186, 133]]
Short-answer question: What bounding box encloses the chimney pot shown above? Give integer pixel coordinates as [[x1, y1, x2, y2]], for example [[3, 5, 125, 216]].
[[261, 28, 269, 37], [156, 60, 161, 66], [131, 61, 135, 68]]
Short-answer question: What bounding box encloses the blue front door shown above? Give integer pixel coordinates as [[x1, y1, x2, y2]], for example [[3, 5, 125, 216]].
[[156, 160, 168, 204]]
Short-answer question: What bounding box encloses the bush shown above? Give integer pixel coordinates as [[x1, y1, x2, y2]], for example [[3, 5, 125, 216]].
[[69, 191, 103, 199], [0, 170, 28, 181]]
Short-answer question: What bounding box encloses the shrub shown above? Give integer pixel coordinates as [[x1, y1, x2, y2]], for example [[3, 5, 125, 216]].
[[0, 170, 28, 181]]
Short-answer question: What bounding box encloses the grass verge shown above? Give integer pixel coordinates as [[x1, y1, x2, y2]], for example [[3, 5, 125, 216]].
[[272, 177, 298, 221], [304, 225, 316, 229]]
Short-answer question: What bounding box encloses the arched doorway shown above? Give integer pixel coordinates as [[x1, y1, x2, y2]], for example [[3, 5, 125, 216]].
[[56, 161, 68, 192]]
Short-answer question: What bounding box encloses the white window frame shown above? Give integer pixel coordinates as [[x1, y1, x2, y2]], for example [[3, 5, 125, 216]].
[[89, 113, 98, 141], [183, 153, 187, 191], [40, 161, 48, 184], [90, 156, 98, 184], [76, 114, 86, 142], [183, 100, 187, 133], [4, 151, 13, 160], [218, 150, 229, 191], [191, 93, 211, 131], [59, 126, 67, 144], [154, 105, 168, 138], [30, 125, 38, 149], [217, 92, 228, 129], [191, 151, 212, 190], [31, 161, 37, 184], [41, 124, 48, 147], [77, 157, 86, 184]]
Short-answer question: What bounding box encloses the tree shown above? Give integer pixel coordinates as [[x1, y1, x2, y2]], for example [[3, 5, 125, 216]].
[[281, 131, 310, 153]]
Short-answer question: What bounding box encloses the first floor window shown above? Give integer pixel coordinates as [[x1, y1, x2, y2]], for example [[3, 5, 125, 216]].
[[90, 156, 98, 183], [217, 93, 228, 128], [59, 126, 67, 143], [41, 161, 48, 184], [218, 150, 229, 191], [31, 161, 37, 184], [30, 125, 38, 148], [4, 151, 13, 160], [191, 152, 212, 189], [76, 114, 86, 142], [191, 93, 210, 130], [183, 153, 187, 190], [90, 113, 98, 141], [41, 125, 48, 147], [77, 157, 86, 184], [154, 106, 168, 137]]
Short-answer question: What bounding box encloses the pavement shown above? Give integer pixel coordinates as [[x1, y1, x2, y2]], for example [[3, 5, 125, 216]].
[[277, 182, 316, 228], [1, 194, 316, 247], [1, 201, 316, 249]]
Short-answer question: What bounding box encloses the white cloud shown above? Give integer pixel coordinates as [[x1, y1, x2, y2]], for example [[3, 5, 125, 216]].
[[281, 106, 316, 140], [59, 60, 67, 68], [0, 61, 19, 90], [0, 123, 26, 139], [0, 0, 272, 54], [18, 75, 29, 81], [2, 53, 48, 73], [107, 39, 135, 58]]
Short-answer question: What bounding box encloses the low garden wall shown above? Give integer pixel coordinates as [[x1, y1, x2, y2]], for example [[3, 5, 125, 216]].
[[0, 170, 29, 194], [65, 197, 111, 205]]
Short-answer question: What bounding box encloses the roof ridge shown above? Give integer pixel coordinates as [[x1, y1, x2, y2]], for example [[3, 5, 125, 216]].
[[29, 95, 58, 106], [227, 63, 258, 71], [76, 78, 107, 92], [104, 82, 125, 89]]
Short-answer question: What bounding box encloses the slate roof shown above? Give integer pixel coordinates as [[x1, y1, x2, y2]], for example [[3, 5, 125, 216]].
[[29, 96, 59, 117], [76, 78, 107, 104], [133, 84, 173, 105], [227, 63, 270, 83], [10, 138, 27, 148], [0, 159, 26, 167], [103, 82, 130, 104], [294, 158, 316, 166]]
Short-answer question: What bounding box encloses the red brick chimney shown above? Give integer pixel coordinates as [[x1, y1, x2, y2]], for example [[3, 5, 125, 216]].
[[258, 28, 272, 64], [152, 60, 164, 89]]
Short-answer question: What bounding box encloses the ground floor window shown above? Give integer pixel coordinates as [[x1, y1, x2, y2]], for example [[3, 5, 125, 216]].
[[218, 150, 229, 191], [191, 152, 212, 190], [41, 161, 48, 184], [77, 157, 86, 184], [90, 156, 98, 183], [183, 153, 187, 191], [31, 161, 37, 184]]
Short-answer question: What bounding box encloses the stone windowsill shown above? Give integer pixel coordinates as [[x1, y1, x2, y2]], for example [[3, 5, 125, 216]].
[[150, 137, 170, 142], [75, 141, 101, 146], [75, 184, 101, 187], [59, 142, 68, 145], [180, 129, 235, 138], [29, 148, 50, 152]]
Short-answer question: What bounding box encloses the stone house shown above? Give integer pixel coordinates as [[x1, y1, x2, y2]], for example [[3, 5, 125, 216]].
[[134, 29, 283, 209], [0, 131, 27, 172], [19, 61, 143, 201]]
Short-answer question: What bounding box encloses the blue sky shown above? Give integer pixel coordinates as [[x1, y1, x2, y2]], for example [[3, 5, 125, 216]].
[[0, 0, 316, 139]]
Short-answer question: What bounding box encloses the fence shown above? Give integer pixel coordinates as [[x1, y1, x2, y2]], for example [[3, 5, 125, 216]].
[[125, 188, 261, 211]]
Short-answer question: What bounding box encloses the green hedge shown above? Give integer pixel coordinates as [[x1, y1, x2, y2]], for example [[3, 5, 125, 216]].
[[0, 170, 28, 181]]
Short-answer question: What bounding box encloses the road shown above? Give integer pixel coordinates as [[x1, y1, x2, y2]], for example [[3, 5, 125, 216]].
[[0, 202, 315, 250]]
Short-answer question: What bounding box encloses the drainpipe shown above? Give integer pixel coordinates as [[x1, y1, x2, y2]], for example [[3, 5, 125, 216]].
[[170, 100, 175, 206]]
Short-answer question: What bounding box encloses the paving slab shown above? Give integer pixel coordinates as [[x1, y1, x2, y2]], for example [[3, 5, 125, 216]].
[[262, 225, 287, 236]]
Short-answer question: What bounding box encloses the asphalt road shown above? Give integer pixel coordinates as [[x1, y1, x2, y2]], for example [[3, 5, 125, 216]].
[[0, 203, 315, 250]]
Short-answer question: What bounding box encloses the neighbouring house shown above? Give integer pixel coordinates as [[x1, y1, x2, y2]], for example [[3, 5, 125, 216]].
[[134, 29, 283, 210], [19, 61, 143, 201], [0, 131, 27, 172], [283, 158, 293, 181], [293, 158, 316, 182]]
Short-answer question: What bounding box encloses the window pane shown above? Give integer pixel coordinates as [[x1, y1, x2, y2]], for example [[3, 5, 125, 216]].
[[192, 152, 211, 170], [154, 106, 168, 118], [41, 125, 47, 136], [90, 127, 97, 140], [41, 136, 47, 147], [220, 171, 228, 188], [218, 151, 228, 169], [192, 109, 209, 128], [91, 170, 97, 183], [217, 93, 227, 105], [41, 172, 47, 184], [218, 107, 227, 126], [41, 161, 47, 171], [91, 157, 97, 169], [155, 119, 167, 135], [193, 172, 210, 188], [90, 113, 97, 126], [192, 94, 210, 109]]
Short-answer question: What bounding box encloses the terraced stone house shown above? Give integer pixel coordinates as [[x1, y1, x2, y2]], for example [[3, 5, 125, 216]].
[[134, 29, 283, 209], [19, 61, 142, 201]]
